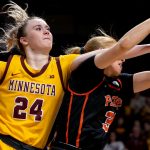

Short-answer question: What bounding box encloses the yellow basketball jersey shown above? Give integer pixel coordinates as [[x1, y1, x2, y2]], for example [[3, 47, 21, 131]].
[[0, 54, 78, 149]]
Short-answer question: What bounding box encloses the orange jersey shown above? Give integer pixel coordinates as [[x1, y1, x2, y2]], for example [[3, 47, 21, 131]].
[[0, 54, 78, 149]]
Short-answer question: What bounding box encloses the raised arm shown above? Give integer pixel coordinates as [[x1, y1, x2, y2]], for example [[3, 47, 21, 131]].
[[71, 19, 150, 70], [94, 18, 150, 69], [71, 18, 150, 71]]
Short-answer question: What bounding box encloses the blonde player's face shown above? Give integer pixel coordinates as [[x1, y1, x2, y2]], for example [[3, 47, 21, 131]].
[[22, 18, 53, 54], [108, 59, 124, 76]]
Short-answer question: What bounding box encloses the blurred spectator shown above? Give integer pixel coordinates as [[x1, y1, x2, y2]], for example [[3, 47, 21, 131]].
[[130, 93, 146, 116], [104, 131, 126, 150], [125, 120, 148, 150], [115, 116, 127, 142], [140, 96, 150, 123], [143, 121, 150, 150]]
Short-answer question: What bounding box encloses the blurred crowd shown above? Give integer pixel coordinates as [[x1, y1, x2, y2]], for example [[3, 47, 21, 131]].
[[104, 93, 150, 150]]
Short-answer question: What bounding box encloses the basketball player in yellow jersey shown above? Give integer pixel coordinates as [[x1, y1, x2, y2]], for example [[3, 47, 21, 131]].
[[0, 54, 78, 149], [0, 1, 108, 149]]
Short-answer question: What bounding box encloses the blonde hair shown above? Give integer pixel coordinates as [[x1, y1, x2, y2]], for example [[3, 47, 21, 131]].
[[65, 29, 117, 54], [0, 1, 41, 52]]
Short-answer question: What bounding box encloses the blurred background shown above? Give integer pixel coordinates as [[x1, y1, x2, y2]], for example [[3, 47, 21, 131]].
[[0, 1, 150, 149]]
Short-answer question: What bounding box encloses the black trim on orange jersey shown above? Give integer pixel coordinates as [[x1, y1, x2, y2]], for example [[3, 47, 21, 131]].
[[0, 55, 13, 85], [55, 57, 65, 91], [21, 56, 51, 77]]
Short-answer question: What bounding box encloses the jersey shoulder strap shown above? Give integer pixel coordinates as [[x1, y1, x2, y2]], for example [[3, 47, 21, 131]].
[[55, 57, 65, 91]]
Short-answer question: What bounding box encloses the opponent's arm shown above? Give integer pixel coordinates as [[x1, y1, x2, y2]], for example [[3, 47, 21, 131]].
[[71, 18, 150, 70], [133, 71, 150, 93], [94, 18, 150, 69]]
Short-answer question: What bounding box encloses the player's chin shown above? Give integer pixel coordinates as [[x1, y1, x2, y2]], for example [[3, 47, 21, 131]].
[[44, 45, 52, 52], [114, 71, 121, 77]]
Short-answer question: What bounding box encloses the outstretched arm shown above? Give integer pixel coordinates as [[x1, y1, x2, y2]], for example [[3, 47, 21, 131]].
[[71, 18, 150, 71], [94, 18, 150, 69]]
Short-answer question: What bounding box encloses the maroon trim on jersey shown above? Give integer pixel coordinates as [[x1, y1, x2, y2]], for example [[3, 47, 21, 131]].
[[0, 55, 13, 84], [55, 57, 65, 91], [20, 56, 51, 77], [66, 78, 104, 147]]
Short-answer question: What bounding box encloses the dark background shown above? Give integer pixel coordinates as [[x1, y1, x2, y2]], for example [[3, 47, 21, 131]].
[[0, 0, 149, 95]]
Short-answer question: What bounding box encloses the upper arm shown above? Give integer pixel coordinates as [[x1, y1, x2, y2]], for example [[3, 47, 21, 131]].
[[133, 71, 150, 93], [70, 49, 104, 71]]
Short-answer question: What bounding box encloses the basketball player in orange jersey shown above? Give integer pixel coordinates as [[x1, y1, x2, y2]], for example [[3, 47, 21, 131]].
[[50, 27, 150, 149]]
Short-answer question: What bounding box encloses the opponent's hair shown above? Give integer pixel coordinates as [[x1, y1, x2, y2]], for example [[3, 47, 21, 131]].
[[65, 29, 117, 54]]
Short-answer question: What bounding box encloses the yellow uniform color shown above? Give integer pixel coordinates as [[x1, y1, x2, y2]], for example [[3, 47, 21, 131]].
[[0, 54, 78, 149]]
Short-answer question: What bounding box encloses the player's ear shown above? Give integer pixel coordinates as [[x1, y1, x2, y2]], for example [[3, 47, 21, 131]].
[[20, 37, 28, 46]]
